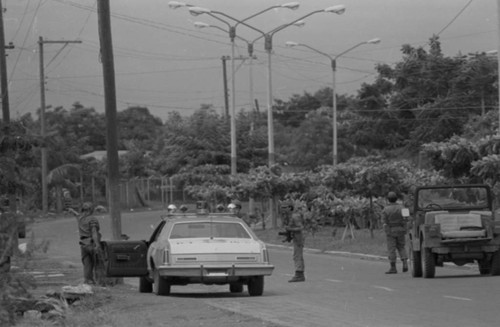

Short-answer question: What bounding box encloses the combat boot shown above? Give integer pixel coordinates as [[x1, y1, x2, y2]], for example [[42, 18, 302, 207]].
[[402, 259, 408, 272], [385, 262, 397, 274], [288, 271, 305, 282]]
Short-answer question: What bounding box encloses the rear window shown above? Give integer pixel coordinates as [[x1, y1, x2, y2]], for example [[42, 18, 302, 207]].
[[416, 186, 489, 211], [169, 222, 251, 239]]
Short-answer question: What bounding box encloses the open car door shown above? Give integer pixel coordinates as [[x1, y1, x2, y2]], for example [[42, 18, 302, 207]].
[[101, 240, 148, 277]]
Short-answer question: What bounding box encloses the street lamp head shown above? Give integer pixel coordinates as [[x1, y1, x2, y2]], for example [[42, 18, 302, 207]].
[[193, 21, 211, 29], [168, 1, 189, 9], [285, 41, 300, 47], [293, 20, 306, 27], [188, 6, 212, 16], [281, 2, 300, 10], [366, 38, 381, 45], [324, 5, 346, 14]]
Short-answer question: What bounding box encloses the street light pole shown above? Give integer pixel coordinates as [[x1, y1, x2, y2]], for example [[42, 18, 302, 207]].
[[285, 38, 380, 166], [175, 2, 300, 175], [169, 1, 299, 175]]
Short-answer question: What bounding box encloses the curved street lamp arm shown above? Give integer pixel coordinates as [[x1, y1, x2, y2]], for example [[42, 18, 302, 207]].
[[234, 5, 282, 28], [269, 9, 322, 36], [334, 42, 366, 60], [297, 44, 333, 61]]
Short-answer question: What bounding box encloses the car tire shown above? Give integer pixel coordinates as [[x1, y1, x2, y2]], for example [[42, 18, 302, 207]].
[[247, 276, 264, 296], [229, 283, 243, 293], [153, 269, 170, 296], [410, 241, 423, 278], [491, 251, 500, 276], [422, 247, 436, 278], [477, 259, 491, 275], [139, 276, 153, 293]]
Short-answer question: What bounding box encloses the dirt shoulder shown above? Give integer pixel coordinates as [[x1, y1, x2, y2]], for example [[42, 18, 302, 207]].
[[13, 253, 282, 327]]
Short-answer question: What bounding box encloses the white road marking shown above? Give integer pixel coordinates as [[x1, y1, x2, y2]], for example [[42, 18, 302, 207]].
[[372, 285, 394, 292], [326, 279, 343, 283], [443, 295, 472, 301]]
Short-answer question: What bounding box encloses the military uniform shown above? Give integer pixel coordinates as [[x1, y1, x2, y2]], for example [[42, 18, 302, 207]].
[[286, 210, 305, 282], [381, 198, 408, 274], [77, 207, 101, 284]]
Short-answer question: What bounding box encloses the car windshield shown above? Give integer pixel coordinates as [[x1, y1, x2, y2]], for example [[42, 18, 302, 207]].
[[169, 221, 252, 239], [416, 186, 489, 210]]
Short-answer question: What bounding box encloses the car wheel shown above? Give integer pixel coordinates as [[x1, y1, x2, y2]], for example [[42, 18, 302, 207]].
[[247, 276, 264, 296], [153, 269, 170, 296], [410, 241, 423, 278], [477, 259, 491, 275], [139, 276, 153, 293], [422, 247, 435, 278], [229, 283, 243, 293], [491, 251, 500, 276]]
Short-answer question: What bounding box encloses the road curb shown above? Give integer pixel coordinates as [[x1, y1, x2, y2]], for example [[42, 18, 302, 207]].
[[264, 242, 477, 270]]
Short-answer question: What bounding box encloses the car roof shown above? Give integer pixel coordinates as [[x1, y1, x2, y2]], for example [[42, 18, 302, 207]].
[[163, 213, 244, 223]]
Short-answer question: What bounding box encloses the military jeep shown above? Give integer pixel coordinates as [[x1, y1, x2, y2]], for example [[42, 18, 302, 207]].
[[408, 184, 500, 278]]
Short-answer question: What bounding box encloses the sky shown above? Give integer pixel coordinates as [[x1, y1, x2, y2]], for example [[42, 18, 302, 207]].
[[2, 0, 498, 122]]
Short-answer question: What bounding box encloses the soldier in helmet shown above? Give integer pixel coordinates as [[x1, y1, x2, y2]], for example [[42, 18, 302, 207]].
[[282, 200, 306, 282], [69, 202, 102, 284], [381, 191, 408, 274]]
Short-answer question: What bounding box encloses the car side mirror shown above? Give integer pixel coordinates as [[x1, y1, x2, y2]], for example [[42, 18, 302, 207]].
[[401, 208, 410, 218]]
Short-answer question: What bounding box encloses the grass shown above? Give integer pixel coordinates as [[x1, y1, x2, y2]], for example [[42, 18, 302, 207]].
[[254, 226, 389, 258]]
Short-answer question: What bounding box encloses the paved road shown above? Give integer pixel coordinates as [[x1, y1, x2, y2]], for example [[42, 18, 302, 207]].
[[29, 210, 500, 327]]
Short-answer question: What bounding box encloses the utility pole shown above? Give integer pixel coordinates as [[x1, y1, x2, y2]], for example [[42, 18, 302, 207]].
[[0, 0, 9, 123], [221, 56, 229, 118], [97, 0, 122, 241], [38, 37, 81, 214]]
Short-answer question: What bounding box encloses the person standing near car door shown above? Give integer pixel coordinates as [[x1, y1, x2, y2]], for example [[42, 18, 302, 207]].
[[69, 202, 102, 284], [381, 192, 408, 274]]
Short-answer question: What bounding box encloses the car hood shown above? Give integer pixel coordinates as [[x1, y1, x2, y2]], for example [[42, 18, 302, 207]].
[[169, 238, 262, 254]]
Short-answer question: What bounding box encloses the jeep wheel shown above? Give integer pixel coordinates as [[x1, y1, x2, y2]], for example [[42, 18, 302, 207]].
[[491, 251, 500, 276], [139, 276, 153, 293], [477, 259, 491, 275], [422, 247, 436, 278], [153, 269, 171, 296], [410, 242, 422, 278]]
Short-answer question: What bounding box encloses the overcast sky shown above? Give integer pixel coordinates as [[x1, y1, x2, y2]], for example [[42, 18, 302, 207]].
[[2, 0, 497, 121]]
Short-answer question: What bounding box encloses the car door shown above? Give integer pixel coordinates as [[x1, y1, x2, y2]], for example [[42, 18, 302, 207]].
[[102, 220, 166, 278]]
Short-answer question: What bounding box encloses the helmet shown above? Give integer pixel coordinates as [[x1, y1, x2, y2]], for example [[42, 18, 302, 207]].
[[179, 205, 188, 212], [216, 204, 225, 212], [167, 204, 177, 212], [227, 203, 237, 210], [231, 199, 242, 208], [387, 192, 398, 202], [81, 202, 94, 213]]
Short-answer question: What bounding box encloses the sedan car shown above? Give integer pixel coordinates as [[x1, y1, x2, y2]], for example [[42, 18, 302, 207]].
[[102, 207, 274, 296]]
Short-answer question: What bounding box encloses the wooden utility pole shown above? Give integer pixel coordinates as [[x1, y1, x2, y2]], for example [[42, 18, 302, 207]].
[[38, 37, 81, 214], [97, 0, 122, 240], [0, 0, 9, 123]]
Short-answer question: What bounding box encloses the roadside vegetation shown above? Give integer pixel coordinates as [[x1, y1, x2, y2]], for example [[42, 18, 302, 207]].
[[2, 36, 500, 325]]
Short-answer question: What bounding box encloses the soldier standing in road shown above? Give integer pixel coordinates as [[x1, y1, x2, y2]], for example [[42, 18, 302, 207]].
[[381, 192, 408, 274], [283, 201, 306, 282], [69, 202, 102, 284]]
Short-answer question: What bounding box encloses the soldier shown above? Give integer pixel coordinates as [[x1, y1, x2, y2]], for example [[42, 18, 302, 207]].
[[283, 201, 306, 282], [69, 202, 102, 284], [381, 192, 408, 274]]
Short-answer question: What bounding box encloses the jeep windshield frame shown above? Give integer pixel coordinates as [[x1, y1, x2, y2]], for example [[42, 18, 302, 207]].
[[414, 184, 492, 212]]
